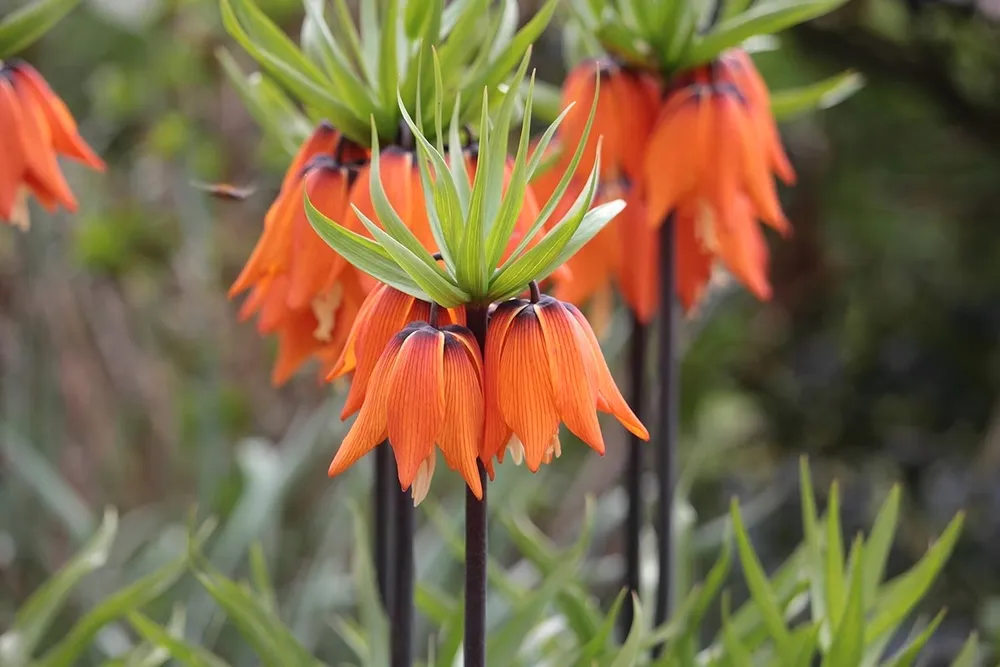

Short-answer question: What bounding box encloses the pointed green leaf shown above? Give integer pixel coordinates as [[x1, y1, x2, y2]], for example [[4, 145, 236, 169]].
[[331, 0, 374, 86], [822, 538, 865, 667], [35, 552, 191, 667], [720, 593, 753, 666], [217, 48, 311, 157], [719, 0, 754, 23], [799, 457, 827, 631], [609, 596, 646, 667], [882, 611, 946, 667], [304, 195, 428, 300], [445, 84, 472, 216], [730, 498, 793, 659], [865, 512, 964, 644], [414, 584, 456, 626], [349, 507, 389, 667], [863, 484, 901, 601], [825, 481, 846, 625], [354, 205, 470, 307], [487, 152, 603, 301], [575, 589, 628, 664], [248, 543, 277, 612], [0, 509, 117, 665], [220, 0, 368, 144], [771, 70, 865, 120], [949, 633, 980, 667], [359, 0, 380, 87], [128, 611, 232, 667], [459, 0, 558, 121], [680, 0, 851, 68], [378, 0, 400, 109], [0, 0, 79, 58]]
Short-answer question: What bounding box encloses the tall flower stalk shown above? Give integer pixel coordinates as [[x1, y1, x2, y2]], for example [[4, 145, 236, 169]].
[[548, 0, 859, 644], [306, 52, 647, 662]]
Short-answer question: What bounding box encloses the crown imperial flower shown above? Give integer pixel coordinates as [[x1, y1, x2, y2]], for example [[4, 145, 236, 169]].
[[0, 61, 104, 229], [328, 320, 484, 505], [482, 295, 649, 472]]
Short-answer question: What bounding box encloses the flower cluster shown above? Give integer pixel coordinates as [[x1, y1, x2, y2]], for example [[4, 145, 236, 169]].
[[0, 61, 104, 229], [541, 49, 794, 319]]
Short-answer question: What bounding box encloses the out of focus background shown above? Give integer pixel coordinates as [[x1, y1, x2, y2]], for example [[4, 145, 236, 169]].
[[1, 0, 999, 663]]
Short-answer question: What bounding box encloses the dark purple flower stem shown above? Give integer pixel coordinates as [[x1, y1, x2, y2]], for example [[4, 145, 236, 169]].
[[391, 482, 414, 667], [619, 315, 648, 639], [465, 304, 490, 667], [653, 215, 678, 654]]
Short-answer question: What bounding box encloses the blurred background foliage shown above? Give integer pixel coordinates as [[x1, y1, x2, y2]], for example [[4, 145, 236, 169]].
[[0, 0, 999, 664]]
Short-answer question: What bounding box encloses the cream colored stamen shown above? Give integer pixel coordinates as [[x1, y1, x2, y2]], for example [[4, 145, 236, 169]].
[[696, 199, 719, 254], [411, 453, 436, 507], [542, 433, 562, 465], [311, 282, 343, 342], [9, 189, 30, 231], [505, 435, 525, 466]]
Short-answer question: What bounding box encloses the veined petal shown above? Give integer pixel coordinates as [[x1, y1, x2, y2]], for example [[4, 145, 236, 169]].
[[535, 297, 604, 454], [438, 331, 484, 499], [328, 333, 404, 478], [497, 306, 561, 472], [386, 327, 445, 491], [565, 303, 648, 440], [0, 80, 27, 221], [327, 278, 382, 379], [15, 83, 77, 212], [288, 165, 352, 309], [11, 63, 105, 171], [340, 285, 417, 418], [482, 299, 529, 463]]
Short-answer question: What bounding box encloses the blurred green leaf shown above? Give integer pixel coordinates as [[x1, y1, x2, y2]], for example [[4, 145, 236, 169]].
[[0, 0, 80, 58], [0, 508, 117, 665], [349, 506, 389, 667], [730, 498, 794, 660], [862, 484, 901, 603], [821, 538, 864, 667], [881, 611, 945, 667], [865, 512, 964, 644], [608, 595, 645, 667], [825, 482, 846, 627], [378, 0, 400, 109], [128, 611, 233, 667], [771, 70, 866, 120], [949, 633, 980, 667], [680, 0, 851, 68], [249, 543, 278, 612]]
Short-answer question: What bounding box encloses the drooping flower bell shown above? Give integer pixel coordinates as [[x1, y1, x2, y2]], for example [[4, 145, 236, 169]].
[[482, 294, 649, 472], [642, 49, 794, 308], [328, 320, 484, 504], [328, 282, 465, 419], [0, 61, 105, 229], [228, 122, 373, 384]]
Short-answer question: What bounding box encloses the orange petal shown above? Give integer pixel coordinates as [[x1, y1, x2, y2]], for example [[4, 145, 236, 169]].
[[271, 306, 323, 386], [287, 165, 351, 309], [565, 303, 648, 440], [327, 277, 381, 380], [482, 299, 529, 463], [340, 285, 416, 418], [497, 306, 561, 471], [715, 197, 772, 301], [385, 327, 445, 491], [535, 298, 604, 454], [349, 148, 414, 232], [610, 70, 660, 182], [11, 63, 105, 171], [0, 80, 27, 220], [284, 122, 339, 192], [328, 334, 403, 477], [437, 330, 484, 499], [643, 89, 704, 227], [674, 205, 713, 312], [229, 182, 300, 297], [14, 83, 77, 212], [614, 187, 659, 323]]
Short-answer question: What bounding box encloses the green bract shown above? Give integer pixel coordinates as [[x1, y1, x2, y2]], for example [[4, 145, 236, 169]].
[[0, 0, 81, 58], [218, 0, 558, 150], [305, 51, 625, 308]]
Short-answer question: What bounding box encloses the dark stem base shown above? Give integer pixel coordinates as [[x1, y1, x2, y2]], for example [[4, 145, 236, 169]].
[[464, 305, 490, 667], [653, 216, 678, 655], [619, 317, 648, 639], [391, 486, 414, 667]]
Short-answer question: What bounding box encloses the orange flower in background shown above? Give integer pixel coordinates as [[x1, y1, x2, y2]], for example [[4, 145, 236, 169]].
[[0, 61, 105, 229], [481, 296, 648, 472], [549, 48, 795, 316], [229, 123, 372, 384], [328, 282, 465, 418], [560, 59, 660, 181], [328, 321, 485, 503]]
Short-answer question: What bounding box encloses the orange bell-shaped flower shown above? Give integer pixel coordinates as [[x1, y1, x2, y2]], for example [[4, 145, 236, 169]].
[[327, 282, 465, 419], [328, 321, 485, 503], [0, 61, 105, 228], [482, 295, 648, 472]]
